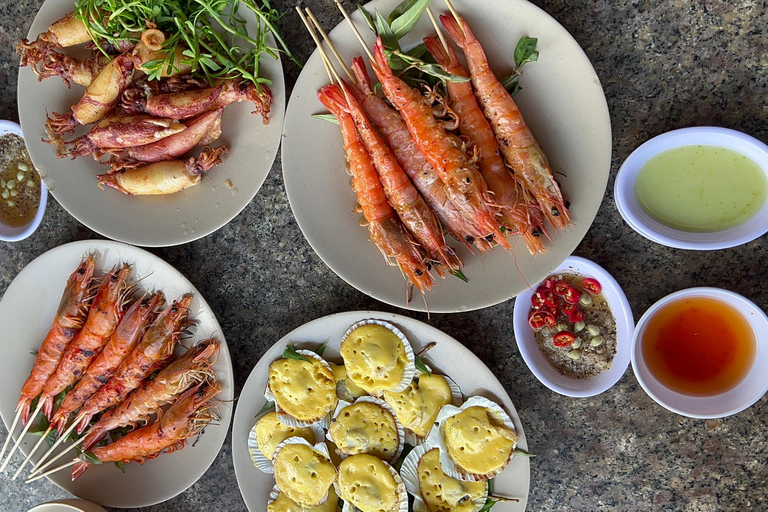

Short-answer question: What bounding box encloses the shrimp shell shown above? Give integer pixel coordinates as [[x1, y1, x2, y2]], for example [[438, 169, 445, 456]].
[[16, 255, 96, 425]]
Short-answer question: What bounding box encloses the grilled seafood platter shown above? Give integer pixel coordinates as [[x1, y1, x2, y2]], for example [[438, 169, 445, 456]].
[[232, 311, 530, 512], [0, 240, 234, 507]]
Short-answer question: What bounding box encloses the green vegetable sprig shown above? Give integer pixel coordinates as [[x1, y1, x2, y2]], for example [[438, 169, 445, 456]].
[[73, 0, 299, 88], [501, 37, 539, 97]]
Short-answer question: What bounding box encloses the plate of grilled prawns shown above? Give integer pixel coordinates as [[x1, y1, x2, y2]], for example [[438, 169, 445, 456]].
[[0, 240, 234, 507], [283, 0, 612, 312], [16, 0, 288, 247]]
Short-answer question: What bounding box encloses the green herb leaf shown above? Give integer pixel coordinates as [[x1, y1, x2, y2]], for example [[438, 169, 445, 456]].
[[478, 500, 497, 512], [255, 400, 275, 419], [514, 37, 539, 67], [451, 269, 468, 283], [78, 450, 102, 464], [314, 344, 328, 356], [358, 4, 377, 34], [514, 447, 537, 457], [375, 10, 401, 51], [390, 0, 432, 40], [387, 0, 420, 24], [312, 113, 340, 125], [283, 345, 312, 363], [414, 355, 431, 375], [114, 460, 125, 472], [406, 42, 428, 60], [489, 478, 495, 494], [386, 49, 469, 82], [30, 350, 38, 357]]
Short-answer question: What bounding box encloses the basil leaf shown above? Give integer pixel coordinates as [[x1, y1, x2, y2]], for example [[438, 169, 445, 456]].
[[514, 447, 537, 457], [414, 355, 431, 375], [478, 500, 497, 512], [357, 4, 377, 34], [388, 0, 420, 24], [30, 350, 38, 357], [451, 269, 468, 283], [255, 400, 275, 418], [114, 460, 125, 472], [406, 42, 428, 60], [390, 0, 432, 40], [375, 10, 401, 51], [314, 343, 328, 356], [283, 345, 312, 363], [312, 114, 340, 125], [78, 450, 102, 464], [514, 37, 539, 67]]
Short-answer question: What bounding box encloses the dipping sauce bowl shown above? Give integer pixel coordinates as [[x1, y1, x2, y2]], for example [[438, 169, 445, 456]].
[[632, 287, 768, 418], [615, 127, 768, 250]]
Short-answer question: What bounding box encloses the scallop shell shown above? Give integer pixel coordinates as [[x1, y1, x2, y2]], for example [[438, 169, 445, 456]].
[[400, 442, 488, 512], [336, 457, 408, 512], [264, 349, 337, 428], [340, 319, 416, 395], [247, 420, 325, 474], [429, 395, 518, 482], [402, 373, 464, 446], [272, 437, 335, 507], [326, 396, 405, 464]]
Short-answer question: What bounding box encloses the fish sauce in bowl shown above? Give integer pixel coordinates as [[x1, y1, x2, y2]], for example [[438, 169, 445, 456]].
[[0, 133, 40, 229]]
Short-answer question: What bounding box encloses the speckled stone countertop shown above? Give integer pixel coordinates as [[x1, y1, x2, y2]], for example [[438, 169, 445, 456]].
[[2, 0, 768, 511]]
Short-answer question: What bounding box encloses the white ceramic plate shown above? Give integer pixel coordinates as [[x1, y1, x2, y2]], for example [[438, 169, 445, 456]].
[[282, 0, 611, 312], [18, 0, 285, 247], [232, 311, 530, 511], [614, 126, 768, 250], [513, 256, 634, 397], [0, 240, 234, 508]]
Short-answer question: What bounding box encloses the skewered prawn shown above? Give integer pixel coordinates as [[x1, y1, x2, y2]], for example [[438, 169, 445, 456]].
[[97, 146, 229, 196], [74, 294, 194, 433], [370, 38, 509, 250], [71, 381, 221, 480], [318, 84, 433, 293], [350, 57, 494, 253], [424, 37, 547, 255], [325, 82, 461, 275], [51, 292, 165, 434], [81, 338, 219, 451], [15, 256, 96, 425], [441, 14, 571, 230], [38, 264, 132, 420]]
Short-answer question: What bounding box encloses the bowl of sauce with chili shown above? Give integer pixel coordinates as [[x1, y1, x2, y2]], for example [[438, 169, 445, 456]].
[[615, 127, 768, 250], [632, 287, 768, 418], [0, 120, 46, 242]]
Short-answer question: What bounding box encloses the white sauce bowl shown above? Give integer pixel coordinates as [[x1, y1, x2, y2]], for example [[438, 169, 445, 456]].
[[631, 287, 768, 419], [614, 126, 768, 250], [513, 256, 634, 397], [0, 120, 47, 242]]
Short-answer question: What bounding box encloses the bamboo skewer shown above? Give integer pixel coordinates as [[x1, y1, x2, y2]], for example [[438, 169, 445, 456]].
[[28, 436, 84, 479], [332, 0, 375, 61], [0, 408, 23, 464], [11, 425, 51, 480], [426, 7, 450, 53], [296, 7, 336, 84], [27, 412, 86, 477], [304, 8, 355, 84], [25, 459, 78, 484], [0, 400, 45, 472]]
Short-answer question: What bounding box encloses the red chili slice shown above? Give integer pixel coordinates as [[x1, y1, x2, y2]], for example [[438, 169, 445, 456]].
[[543, 279, 555, 289], [553, 331, 575, 347], [529, 310, 553, 330], [568, 309, 585, 322], [563, 286, 582, 304], [553, 281, 570, 296], [532, 288, 557, 309], [583, 277, 602, 295], [562, 302, 579, 316], [543, 312, 557, 328], [531, 293, 545, 309]]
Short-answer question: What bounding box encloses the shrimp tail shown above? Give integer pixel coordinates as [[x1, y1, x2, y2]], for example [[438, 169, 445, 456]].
[[71, 460, 90, 481]]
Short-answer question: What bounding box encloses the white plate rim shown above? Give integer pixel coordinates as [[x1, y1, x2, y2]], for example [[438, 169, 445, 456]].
[[231, 310, 531, 512], [281, 0, 612, 313], [17, 0, 285, 247], [0, 240, 234, 508]]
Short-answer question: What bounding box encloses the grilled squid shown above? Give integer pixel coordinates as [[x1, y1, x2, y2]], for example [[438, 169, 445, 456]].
[[65, 115, 186, 159], [17, 12, 91, 70], [38, 50, 111, 88], [97, 145, 229, 196]]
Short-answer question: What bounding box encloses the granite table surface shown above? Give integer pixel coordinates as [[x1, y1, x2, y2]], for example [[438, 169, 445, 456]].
[[1, 0, 767, 510]]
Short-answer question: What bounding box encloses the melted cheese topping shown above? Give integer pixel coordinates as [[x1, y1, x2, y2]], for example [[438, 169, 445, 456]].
[[328, 401, 399, 459], [417, 448, 486, 512], [329, 362, 368, 400], [268, 486, 340, 512], [443, 406, 517, 477], [338, 454, 400, 512], [383, 374, 452, 438], [340, 324, 408, 393], [255, 412, 316, 459], [268, 358, 337, 422], [273, 444, 337, 507]]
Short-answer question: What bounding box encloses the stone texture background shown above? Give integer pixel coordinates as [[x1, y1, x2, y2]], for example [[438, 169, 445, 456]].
[[1, 0, 768, 511]]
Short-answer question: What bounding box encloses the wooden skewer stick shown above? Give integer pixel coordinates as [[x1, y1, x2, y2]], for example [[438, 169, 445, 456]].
[[0, 408, 23, 463], [28, 436, 84, 479], [27, 411, 86, 477], [305, 8, 356, 84], [444, 0, 462, 25], [426, 7, 450, 53], [332, 0, 375, 61], [25, 459, 78, 484], [12, 425, 52, 480], [0, 399, 45, 473], [296, 7, 336, 84]]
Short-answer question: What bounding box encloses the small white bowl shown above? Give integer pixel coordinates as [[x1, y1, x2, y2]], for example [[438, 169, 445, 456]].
[[631, 287, 768, 419], [27, 499, 107, 512], [614, 126, 768, 250], [513, 256, 634, 397], [0, 119, 47, 242]]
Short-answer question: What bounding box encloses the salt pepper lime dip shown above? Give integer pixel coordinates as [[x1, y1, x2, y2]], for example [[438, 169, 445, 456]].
[[0, 134, 40, 228]]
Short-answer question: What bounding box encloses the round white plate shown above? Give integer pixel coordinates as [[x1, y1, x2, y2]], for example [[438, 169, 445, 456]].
[[0, 240, 234, 508], [282, 0, 611, 312], [232, 310, 530, 512], [18, 0, 285, 247]]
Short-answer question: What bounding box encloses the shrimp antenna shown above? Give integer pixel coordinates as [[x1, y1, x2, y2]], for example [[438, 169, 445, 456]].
[[304, 8, 357, 85], [332, 0, 375, 61]]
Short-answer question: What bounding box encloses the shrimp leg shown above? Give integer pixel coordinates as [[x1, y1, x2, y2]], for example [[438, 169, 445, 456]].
[[424, 37, 546, 255], [370, 38, 509, 250], [441, 14, 571, 230], [318, 84, 433, 293]]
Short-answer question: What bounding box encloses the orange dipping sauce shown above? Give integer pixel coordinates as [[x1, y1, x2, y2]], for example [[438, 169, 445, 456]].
[[641, 296, 756, 397]]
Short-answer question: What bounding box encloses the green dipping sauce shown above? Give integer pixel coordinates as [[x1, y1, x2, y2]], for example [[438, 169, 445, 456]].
[[634, 145, 767, 232]]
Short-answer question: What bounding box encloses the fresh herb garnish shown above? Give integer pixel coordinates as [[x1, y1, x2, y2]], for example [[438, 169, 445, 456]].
[[414, 355, 431, 375], [451, 269, 468, 283], [314, 343, 328, 356], [283, 345, 313, 363], [477, 478, 497, 512], [77, 450, 103, 464], [514, 447, 537, 457], [255, 400, 275, 418], [501, 36, 539, 97]]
